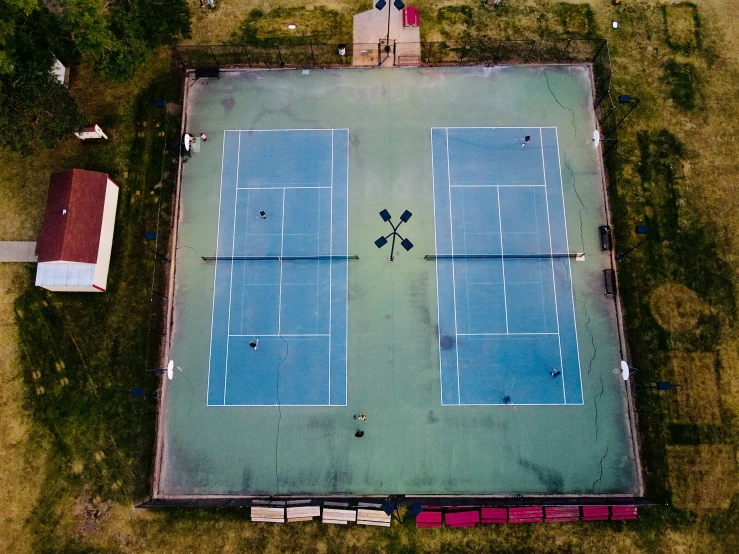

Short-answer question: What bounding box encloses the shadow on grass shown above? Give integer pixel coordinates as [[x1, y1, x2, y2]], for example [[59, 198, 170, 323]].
[[15, 62, 182, 551]]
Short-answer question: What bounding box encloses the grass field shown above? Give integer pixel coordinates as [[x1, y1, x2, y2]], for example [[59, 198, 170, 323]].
[[1, 0, 739, 552]]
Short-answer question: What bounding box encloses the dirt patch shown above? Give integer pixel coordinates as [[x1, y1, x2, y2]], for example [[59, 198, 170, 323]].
[[667, 444, 738, 511], [73, 496, 113, 538], [650, 283, 709, 333]]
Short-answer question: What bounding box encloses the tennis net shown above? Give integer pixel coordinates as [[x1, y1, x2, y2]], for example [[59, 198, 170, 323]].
[[202, 255, 359, 261], [424, 253, 583, 260]]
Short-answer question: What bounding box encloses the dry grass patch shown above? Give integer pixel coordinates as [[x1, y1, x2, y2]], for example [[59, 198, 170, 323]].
[[669, 352, 721, 425], [667, 444, 738, 511], [663, 2, 701, 53], [718, 338, 739, 419], [650, 282, 709, 334], [0, 265, 48, 554], [186, 0, 368, 44]]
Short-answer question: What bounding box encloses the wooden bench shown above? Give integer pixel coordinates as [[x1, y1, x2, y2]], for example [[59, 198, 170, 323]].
[[545, 506, 580, 522], [251, 507, 285, 523], [286, 505, 320, 523], [445, 510, 480, 528], [322, 508, 356, 525], [610, 505, 638, 521], [356, 509, 391, 527], [481, 507, 508, 524], [416, 508, 442, 528], [508, 506, 543, 523], [581, 505, 609, 521]]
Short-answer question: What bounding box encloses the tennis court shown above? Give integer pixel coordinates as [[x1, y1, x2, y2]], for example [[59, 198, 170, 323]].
[[432, 127, 582, 405], [207, 129, 349, 406], [160, 66, 639, 497]]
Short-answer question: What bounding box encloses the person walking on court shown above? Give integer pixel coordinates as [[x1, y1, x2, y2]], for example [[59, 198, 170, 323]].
[[355, 430, 364, 438], [200, 132, 208, 142], [517, 135, 531, 147], [259, 211, 267, 219], [249, 340, 258, 350], [550, 368, 561, 379]]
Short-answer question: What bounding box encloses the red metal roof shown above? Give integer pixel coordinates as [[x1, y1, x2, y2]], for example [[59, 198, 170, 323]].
[[36, 169, 111, 263]]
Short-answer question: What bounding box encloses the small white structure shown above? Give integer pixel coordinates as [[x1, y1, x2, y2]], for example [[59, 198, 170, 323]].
[[51, 57, 69, 86], [75, 124, 108, 140], [35, 169, 119, 292]]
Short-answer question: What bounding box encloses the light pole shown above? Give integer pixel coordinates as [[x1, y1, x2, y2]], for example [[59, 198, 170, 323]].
[[375, 209, 413, 262], [616, 236, 649, 262], [147, 360, 175, 380], [375, 0, 405, 61], [617, 94, 640, 127]]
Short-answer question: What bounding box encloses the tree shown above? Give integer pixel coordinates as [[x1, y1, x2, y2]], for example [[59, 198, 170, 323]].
[[0, 70, 85, 152]]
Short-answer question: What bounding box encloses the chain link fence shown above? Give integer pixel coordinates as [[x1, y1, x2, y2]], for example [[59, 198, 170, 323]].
[[145, 38, 633, 506]]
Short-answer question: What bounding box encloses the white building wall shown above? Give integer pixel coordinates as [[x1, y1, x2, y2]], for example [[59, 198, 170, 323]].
[[92, 180, 119, 292]]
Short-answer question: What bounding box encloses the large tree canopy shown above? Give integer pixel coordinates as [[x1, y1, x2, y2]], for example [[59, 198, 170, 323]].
[[0, 0, 191, 152]]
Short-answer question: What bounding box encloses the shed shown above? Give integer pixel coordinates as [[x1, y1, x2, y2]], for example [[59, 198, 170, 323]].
[[35, 169, 119, 292]]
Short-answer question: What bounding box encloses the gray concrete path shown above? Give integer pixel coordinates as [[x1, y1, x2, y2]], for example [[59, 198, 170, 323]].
[[0, 241, 38, 262]]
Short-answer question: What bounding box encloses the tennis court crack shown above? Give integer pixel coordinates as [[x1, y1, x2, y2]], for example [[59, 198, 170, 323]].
[[564, 156, 586, 251], [576, 296, 596, 376], [544, 71, 577, 139], [591, 441, 610, 493], [593, 370, 604, 442]]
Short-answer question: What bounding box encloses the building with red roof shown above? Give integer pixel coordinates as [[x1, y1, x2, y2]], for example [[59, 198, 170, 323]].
[[35, 169, 119, 292]]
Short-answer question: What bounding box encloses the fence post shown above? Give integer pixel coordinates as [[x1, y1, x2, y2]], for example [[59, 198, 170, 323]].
[[310, 40, 316, 67], [524, 40, 536, 63], [173, 47, 186, 68], [241, 44, 251, 68], [494, 40, 503, 63], [378, 41, 383, 66], [559, 39, 571, 62], [459, 42, 467, 65], [276, 45, 284, 67], [598, 104, 617, 126], [592, 39, 607, 63], [209, 45, 219, 68], [426, 42, 433, 64], [393, 40, 397, 66]]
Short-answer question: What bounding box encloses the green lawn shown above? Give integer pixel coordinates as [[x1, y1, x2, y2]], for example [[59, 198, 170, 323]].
[[2, 1, 739, 552]]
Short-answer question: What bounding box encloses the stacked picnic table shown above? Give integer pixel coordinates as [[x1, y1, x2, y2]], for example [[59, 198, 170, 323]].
[[244, 503, 639, 527]]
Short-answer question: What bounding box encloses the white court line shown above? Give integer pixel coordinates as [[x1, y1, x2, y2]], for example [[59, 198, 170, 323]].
[[209, 403, 348, 407], [229, 334, 329, 337], [344, 130, 349, 406], [555, 127, 585, 404], [236, 185, 330, 190], [328, 130, 333, 405], [441, 401, 583, 407], [430, 129, 443, 405], [433, 126, 558, 130], [540, 127, 566, 403], [458, 332, 558, 336], [450, 184, 546, 188], [224, 128, 348, 132], [459, 186, 472, 336], [531, 184, 549, 334], [238, 189, 251, 334], [277, 189, 286, 335], [496, 186, 510, 333], [223, 131, 242, 405], [206, 130, 230, 405], [446, 129, 461, 405]]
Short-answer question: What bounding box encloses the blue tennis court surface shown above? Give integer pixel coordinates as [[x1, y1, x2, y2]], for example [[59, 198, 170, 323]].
[[207, 129, 348, 406], [432, 127, 583, 405]]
